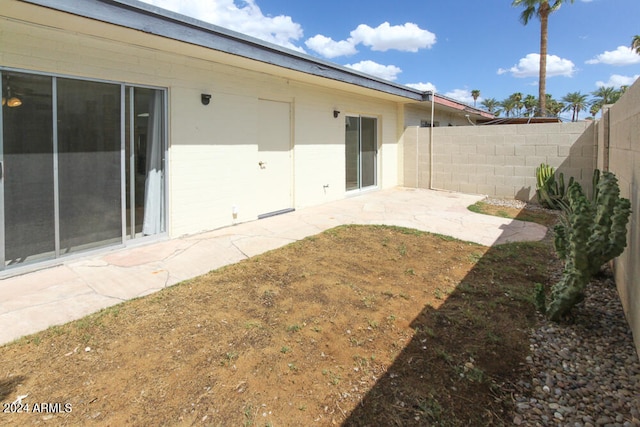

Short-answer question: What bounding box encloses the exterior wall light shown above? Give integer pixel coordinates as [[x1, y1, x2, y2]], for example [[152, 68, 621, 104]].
[[201, 94, 211, 105], [2, 86, 22, 108], [6, 97, 22, 107], [333, 109, 340, 118]]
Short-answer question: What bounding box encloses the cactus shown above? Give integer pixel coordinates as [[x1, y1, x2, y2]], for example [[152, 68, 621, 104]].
[[535, 163, 556, 209], [546, 184, 594, 320], [544, 171, 631, 321], [535, 163, 574, 210], [534, 283, 547, 314], [536, 163, 554, 190]]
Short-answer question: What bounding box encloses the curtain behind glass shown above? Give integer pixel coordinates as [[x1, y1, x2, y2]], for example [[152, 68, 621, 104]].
[[142, 90, 165, 235]]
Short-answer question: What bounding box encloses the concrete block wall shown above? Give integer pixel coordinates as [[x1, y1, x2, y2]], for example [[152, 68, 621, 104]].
[[605, 78, 640, 355], [403, 121, 596, 201], [403, 78, 640, 356]]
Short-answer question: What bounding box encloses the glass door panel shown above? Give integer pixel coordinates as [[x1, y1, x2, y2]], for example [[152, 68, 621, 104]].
[[125, 87, 165, 238], [345, 116, 377, 191], [361, 117, 377, 188], [57, 78, 122, 253], [1, 72, 55, 266], [125, 88, 133, 236], [345, 116, 360, 191]]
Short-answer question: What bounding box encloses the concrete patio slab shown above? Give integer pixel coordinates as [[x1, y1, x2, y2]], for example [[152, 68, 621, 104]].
[[0, 187, 547, 346]]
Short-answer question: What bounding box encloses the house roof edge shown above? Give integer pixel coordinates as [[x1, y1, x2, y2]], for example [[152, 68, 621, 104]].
[[18, 0, 427, 102]]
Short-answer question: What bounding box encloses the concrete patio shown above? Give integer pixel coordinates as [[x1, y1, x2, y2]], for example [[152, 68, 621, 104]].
[[0, 187, 547, 346]]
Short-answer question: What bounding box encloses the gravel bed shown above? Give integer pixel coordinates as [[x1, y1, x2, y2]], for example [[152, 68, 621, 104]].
[[481, 198, 640, 426], [482, 197, 546, 211], [512, 273, 640, 426]]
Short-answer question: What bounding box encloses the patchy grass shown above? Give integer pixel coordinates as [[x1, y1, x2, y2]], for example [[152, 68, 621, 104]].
[[468, 200, 558, 227], [0, 210, 556, 426]]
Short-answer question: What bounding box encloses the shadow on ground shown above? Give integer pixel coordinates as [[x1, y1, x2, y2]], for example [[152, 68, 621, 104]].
[[343, 207, 554, 426], [0, 376, 26, 402]]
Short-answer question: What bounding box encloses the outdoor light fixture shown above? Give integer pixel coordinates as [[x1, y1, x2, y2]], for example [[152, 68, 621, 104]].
[[333, 109, 340, 118], [2, 86, 22, 108], [201, 93, 211, 105], [7, 97, 22, 107]]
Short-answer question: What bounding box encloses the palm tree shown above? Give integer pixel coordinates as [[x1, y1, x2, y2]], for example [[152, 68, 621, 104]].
[[480, 97, 501, 116], [590, 86, 625, 116], [561, 91, 588, 122], [591, 86, 617, 109], [523, 94, 537, 116], [545, 94, 564, 117], [471, 90, 481, 107], [512, 0, 575, 116], [501, 97, 517, 118], [632, 35, 640, 55], [511, 92, 524, 116]]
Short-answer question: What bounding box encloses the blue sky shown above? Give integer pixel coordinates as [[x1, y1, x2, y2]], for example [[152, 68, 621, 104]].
[[141, 0, 640, 116]]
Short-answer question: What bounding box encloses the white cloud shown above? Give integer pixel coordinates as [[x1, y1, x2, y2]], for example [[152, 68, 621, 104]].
[[596, 74, 640, 88], [344, 60, 402, 81], [140, 1, 436, 62], [406, 82, 437, 92], [349, 22, 436, 52], [586, 46, 640, 66], [304, 35, 357, 59], [443, 89, 478, 105], [139, 0, 304, 51], [307, 21, 435, 58], [498, 53, 575, 78]]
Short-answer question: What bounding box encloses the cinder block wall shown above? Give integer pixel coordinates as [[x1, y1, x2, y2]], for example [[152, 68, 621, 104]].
[[402, 121, 596, 201], [402, 85, 640, 355], [605, 79, 640, 355]]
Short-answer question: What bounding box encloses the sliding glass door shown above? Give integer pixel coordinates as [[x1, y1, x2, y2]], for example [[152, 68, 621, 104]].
[[0, 70, 166, 270], [125, 87, 165, 239], [1, 72, 55, 265], [345, 115, 377, 191], [57, 78, 122, 254]]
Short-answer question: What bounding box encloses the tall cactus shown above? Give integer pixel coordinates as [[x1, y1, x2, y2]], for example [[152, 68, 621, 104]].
[[535, 163, 574, 210], [544, 171, 631, 321]]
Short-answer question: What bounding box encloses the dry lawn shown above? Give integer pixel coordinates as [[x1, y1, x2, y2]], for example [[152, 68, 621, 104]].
[[0, 204, 556, 426]]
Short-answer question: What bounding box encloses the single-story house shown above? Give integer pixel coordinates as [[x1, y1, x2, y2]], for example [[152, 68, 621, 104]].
[[0, 0, 492, 274], [477, 117, 563, 125], [405, 94, 494, 127]]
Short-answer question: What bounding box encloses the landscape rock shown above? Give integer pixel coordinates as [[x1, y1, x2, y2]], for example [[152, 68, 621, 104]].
[[511, 265, 640, 426]]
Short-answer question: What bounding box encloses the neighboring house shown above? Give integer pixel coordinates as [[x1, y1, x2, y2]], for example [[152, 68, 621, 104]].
[[477, 117, 562, 125], [405, 94, 495, 128], [2, 0, 484, 273]]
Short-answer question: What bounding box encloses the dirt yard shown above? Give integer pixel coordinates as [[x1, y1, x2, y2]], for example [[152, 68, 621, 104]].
[[0, 205, 556, 426]]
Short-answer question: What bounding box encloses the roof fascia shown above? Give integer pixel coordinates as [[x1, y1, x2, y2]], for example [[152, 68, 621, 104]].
[[434, 94, 494, 119], [18, 0, 428, 102]]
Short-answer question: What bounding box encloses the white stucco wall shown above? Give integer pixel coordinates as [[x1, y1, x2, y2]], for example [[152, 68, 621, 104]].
[[2, 1, 404, 238]]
